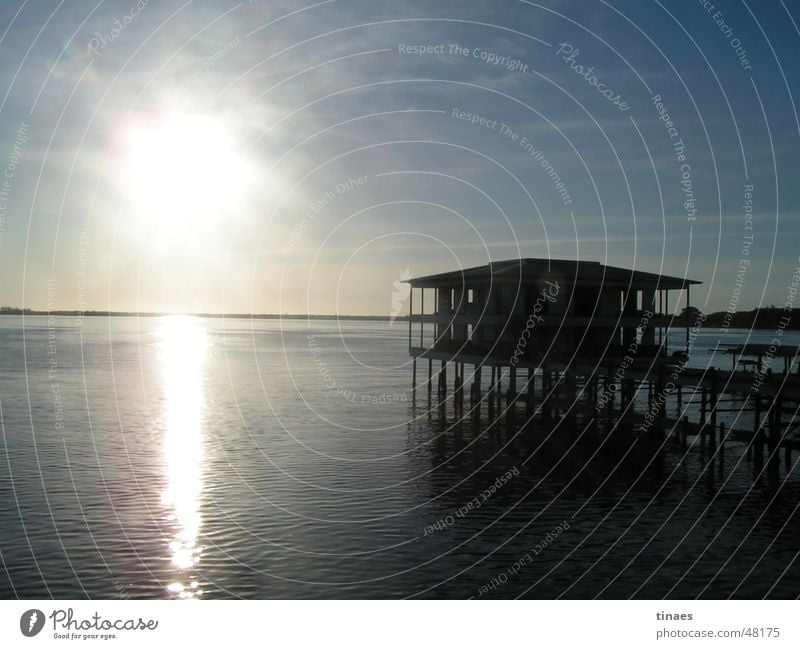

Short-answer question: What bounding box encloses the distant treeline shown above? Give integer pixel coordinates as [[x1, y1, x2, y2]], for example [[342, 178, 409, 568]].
[[702, 307, 800, 330], [0, 306, 405, 321], [3, 305, 799, 329]]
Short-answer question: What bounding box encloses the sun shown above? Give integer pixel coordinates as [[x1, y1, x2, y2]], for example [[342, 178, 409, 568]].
[[116, 109, 254, 228]]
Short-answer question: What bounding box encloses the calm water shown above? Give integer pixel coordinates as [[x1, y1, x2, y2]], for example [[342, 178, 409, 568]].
[[1, 315, 799, 599]]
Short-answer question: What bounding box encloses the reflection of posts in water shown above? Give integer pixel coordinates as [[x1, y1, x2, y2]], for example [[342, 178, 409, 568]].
[[427, 358, 432, 401], [768, 390, 782, 479], [526, 368, 534, 417], [699, 387, 707, 450], [470, 364, 482, 418], [507, 365, 516, 412], [453, 364, 462, 412], [437, 392, 447, 424], [753, 395, 765, 480], [487, 366, 495, 420], [496, 367, 503, 411], [709, 369, 718, 452], [589, 374, 599, 436], [564, 367, 577, 435], [705, 454, 716, 490], [749, 395, 760, 461], [413, 346, 800, 487], [604, 366, 613, 431], [681, 416, 689, 452], [541, 368, 551, 422]]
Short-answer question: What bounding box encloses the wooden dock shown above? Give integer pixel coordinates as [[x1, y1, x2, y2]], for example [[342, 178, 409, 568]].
[[409, 345, 800, 479], [404, 258, 800, 482]]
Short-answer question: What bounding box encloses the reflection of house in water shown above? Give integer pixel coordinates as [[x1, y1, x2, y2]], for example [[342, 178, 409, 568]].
[[407, 258, 700, 367]]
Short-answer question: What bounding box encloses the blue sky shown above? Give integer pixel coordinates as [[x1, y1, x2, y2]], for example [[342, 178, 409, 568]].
[[0, 0, 798, 315]]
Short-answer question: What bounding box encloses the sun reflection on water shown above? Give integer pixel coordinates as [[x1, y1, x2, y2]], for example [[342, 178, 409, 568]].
[[157, 315, 208, 598]]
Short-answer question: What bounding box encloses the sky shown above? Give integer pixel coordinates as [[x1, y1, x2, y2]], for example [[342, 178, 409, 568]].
[[0, 0, 798, 315]]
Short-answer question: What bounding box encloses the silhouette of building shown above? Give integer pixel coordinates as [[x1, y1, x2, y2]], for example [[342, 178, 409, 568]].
[[406, 258, 700, 367]]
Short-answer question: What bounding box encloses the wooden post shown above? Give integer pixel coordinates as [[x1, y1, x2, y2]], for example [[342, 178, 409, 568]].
[[412, 358, 417, 390], [699, 387, 707, 446], [427, 358, 432, 398], [460, 364, 466, 408], [454, 366, 461, 409], [685, 285, 691, 348], [709, 369, 718, 451], [470, 372, 476, 406], [460, 363, 466, 408], [769, 391, 781, 475], [754, 396, 764, 465], [408, 288, 413, 350], [420, 289, 424, 348], [750, 395, 760, 460], [472, 364, 482, 406], [700, 387, 706, 450], [488, 365, 495, 418], [658, 290, 662, 346], [496, 367, 503, 410], [527, 368, 534, 413], [719, 422, 725, 451]]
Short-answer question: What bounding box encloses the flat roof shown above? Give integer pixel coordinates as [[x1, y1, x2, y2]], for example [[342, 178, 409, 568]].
[[407, 258, 701, 290]]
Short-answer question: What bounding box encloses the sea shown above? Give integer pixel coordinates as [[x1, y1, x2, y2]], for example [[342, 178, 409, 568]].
[[0, 315, 799, 599]]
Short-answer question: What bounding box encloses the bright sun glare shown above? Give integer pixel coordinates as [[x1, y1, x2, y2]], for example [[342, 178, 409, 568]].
[[158, 315, 208, 598], [118, 110, 253, 227]]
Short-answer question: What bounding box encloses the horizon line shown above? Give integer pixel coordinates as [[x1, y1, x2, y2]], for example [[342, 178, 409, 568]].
[[0, 306, 796, 320]]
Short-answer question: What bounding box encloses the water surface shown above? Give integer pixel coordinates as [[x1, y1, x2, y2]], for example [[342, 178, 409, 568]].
[[0, 315, 798, 598]]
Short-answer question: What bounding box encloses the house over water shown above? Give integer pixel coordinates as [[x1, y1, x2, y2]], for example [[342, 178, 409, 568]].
[[405, 260, 800, 479], [406, 258, 701, 369]]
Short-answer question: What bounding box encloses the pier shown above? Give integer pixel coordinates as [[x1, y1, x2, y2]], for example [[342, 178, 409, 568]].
[[406, 259, 800, 481]]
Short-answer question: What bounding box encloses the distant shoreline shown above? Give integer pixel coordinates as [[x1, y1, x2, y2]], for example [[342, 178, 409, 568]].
[[0, 308, 403, 321], [2, 306, 799, 330]]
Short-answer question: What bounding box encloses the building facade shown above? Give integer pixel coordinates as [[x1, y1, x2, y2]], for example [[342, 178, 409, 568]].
[[407, 258, 700, 368]]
